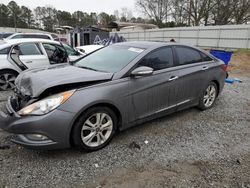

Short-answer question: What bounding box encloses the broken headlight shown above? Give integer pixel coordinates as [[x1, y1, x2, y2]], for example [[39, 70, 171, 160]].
[[18, 90, 75, 115]]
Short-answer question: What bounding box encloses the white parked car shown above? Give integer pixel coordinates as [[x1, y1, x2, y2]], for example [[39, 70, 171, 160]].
[[4, 33, 59, 41], [76, 44, 104, 54], [0, 39, 83, 90]]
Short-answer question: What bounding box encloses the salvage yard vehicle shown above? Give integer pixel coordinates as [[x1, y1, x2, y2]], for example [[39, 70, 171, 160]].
[[0, 42, 227, 151], [4, 33, 59, 41], [0, 39, 84, 90]]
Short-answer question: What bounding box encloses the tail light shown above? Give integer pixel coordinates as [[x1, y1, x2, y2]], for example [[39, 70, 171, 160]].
[[220, 64, 227, 71]]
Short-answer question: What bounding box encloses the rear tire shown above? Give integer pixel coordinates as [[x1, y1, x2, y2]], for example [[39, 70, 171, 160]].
[[0, 70, 18, 91], [198, 82, 218, 110], [72, 106, 118, 152]]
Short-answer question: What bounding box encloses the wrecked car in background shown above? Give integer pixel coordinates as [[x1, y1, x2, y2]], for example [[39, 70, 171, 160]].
[[0, 39, 84, 90], [0, 42, 227, 151]]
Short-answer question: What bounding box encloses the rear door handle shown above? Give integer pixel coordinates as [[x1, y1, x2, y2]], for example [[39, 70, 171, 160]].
[[202, 66, 209, 70], [25, 61, 33, 63], [168, 76, 178, 81]]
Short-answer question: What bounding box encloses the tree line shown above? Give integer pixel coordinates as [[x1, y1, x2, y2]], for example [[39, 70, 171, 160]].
[[0, 0, 249, 32], [136, 0, 250, 27], [0, 1, 146, 32]]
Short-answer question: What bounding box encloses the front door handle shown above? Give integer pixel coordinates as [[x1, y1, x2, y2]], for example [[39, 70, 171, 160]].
[[202, 66, 209, 70], [168, 76, 178, 81]]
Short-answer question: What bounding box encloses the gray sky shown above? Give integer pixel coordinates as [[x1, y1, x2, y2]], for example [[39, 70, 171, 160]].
[[1, 0, 140, 16]]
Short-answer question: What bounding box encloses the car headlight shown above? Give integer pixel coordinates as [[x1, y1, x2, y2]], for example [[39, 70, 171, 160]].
[[18, 90, 75, 116]]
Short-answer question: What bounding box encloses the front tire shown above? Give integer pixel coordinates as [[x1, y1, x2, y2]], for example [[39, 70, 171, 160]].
[[198, 82, 218, 110], [72, 107, 118, 151]]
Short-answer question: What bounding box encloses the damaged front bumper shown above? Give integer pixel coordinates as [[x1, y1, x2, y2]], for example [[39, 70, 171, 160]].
[[0, 97, 75, 150]]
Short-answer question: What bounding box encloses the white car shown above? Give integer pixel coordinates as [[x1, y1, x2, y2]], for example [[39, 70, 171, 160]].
[[4, 33, 58, 41], [76, 45, 104, 54], [0, 39, 83, 90]]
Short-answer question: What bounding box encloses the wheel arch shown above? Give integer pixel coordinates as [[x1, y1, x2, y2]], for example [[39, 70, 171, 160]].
[[69, 102, 122, 146], [211, 79, 220, 96], [0, 68, 19, 75]]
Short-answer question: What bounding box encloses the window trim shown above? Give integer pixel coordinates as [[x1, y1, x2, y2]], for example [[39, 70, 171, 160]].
[[123, 46, 177, 78]]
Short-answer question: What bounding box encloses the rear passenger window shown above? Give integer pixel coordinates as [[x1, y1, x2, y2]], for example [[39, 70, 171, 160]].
[[138, 47, 174, 71], [175, 46, 203, 65], [18, 43, 42, 55]]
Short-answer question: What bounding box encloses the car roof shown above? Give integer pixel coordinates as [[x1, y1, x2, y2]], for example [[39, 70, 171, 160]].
[[9, 33, 51, 35], [113, 41, 167, 48], [0, 38, 61, 49], [113, 41, 205, 51]]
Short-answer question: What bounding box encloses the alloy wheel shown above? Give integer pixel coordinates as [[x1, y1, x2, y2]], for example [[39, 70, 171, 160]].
[[81, 113, 113, 147], [0, 73, 16, 90], [203, 85, 216, 107]]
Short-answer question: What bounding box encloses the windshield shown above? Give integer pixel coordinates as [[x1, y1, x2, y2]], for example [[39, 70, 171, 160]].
[[63, 43, 79, 55], [75, 45, 144, 73]]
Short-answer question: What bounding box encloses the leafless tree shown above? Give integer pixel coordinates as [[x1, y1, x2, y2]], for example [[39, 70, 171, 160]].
[[171, 0, 189, 25], [233, 0, 250, 24], [136, 0, 172, 27]]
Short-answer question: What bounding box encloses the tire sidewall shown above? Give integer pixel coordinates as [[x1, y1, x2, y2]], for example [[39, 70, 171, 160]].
[[72, 106, 118, 151], [199, 82, 218, 110]]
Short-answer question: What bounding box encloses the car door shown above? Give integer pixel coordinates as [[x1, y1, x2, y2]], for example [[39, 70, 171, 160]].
[[129, 46, 180, 121], [62, 43, 83, 62], [42, 43, 69, 65], [17, 43, 50, 69], [173, 46, 213, 109]]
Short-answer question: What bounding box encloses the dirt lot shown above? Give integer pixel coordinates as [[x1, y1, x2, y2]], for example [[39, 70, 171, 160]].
[[0, 51, 250, 188]]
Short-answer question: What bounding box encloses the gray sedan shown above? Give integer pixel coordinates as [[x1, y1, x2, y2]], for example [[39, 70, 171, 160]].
[[0, 42, 226, 151]]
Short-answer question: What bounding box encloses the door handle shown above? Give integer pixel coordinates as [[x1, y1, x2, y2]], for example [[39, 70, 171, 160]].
[[25, 61, 33, 63], [202, 66, 209, 70], [168, 76, 178, 81]]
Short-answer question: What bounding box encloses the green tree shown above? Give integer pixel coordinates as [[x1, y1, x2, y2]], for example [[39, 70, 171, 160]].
[[20, 6, 34, 28], [7, 1, 21, 28], [98, 12, 116, 27], [0, 4, 11, 27], [57, 10, 72, 26]]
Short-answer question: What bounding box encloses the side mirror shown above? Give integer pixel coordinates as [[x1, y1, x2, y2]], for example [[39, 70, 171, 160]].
[[131, 66, 153, 77]]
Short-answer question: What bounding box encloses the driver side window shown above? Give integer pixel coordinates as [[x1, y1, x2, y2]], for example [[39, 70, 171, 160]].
[[42, 43, 68, 64], [138, 47, 174, 71]]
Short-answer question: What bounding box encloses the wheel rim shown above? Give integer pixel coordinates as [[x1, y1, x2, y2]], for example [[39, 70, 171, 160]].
[[203, 85, 216, 107], [0, 73, 16, 90], [81, 113, 113, 147]]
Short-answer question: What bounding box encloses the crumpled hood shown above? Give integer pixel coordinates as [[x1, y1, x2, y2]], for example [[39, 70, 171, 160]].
[[15, 65, 113, 97]]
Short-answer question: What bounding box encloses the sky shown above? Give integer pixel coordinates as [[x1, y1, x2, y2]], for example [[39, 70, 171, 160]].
[[1, 0, 141, 17]]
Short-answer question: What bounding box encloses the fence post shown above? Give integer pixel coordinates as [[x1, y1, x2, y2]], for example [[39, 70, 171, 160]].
[[178, 29, 181, 43], [217, 27, 222, 49], [246, 27, 250, 49], [196, 28, 200, 47]]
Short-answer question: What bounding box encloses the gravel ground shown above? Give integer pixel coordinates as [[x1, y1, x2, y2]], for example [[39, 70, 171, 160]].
[[0, 76, 250, 188]]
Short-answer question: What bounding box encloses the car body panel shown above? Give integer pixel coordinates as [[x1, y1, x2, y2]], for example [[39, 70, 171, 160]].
[[15, 65, 113, 97], [0, 39, 82, 74], [19, 54, 50, 69]]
